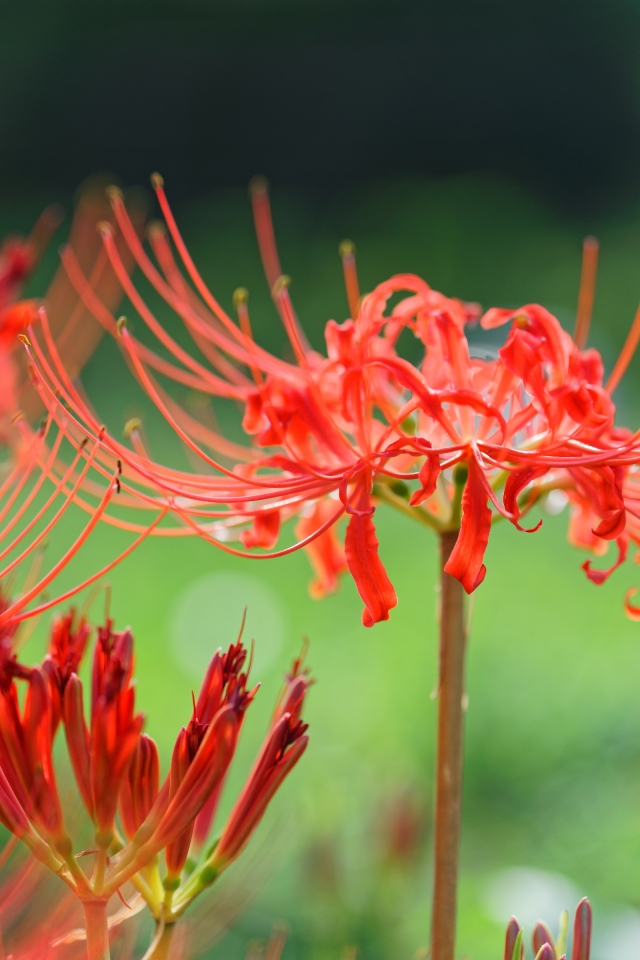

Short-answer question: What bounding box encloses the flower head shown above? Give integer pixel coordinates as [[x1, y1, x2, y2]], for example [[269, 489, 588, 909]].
[[20, 180, 640, 624]]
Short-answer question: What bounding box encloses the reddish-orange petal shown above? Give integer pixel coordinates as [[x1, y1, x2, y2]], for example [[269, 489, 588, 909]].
[[345, 510, 398, 626], [444, 458, 492, 594]]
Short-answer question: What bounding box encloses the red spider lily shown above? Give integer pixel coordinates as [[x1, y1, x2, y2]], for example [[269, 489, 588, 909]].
[[20, 179, 640, 625]]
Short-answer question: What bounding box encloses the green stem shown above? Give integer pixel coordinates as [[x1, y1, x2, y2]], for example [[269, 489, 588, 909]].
[[372, 482, 445, 532], [430, 531, 467, 960], [142, 921, 176, 960], [83, 900, 110, 960]]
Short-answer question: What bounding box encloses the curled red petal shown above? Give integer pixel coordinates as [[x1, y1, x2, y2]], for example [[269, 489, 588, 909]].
[[582, 535, 628, 585], [410, 444, 441, 506], [240, 509, 281, 549], [624, 587, 640, 620], [345, 509, 397, 627], [444, 458, 492, 594], [503, 466, 548, 532]]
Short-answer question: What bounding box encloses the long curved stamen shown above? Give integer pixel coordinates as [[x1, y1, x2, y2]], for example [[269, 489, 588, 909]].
[[233, 288, 263, 386], [11, 506, 168, 624], [0, 437, 101, 580], [0, 434, 80, 563], [0, 465, 120, 624], [574, 235, 599, 350], [98, 224, 247, 391], [60, 246, 242, 397], [606, 302, 640, 394], [339, 241, 361, 321]]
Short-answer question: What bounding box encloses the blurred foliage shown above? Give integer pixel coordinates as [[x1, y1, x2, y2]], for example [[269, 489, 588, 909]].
[[5, 173, 640, 959], [2, 0, 640, 208]]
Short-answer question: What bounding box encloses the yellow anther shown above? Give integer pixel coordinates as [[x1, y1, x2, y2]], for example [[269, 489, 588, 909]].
[[150, 172, 164, 190], [106, 185, 123, 202], [339, 240, 356, 258], [233, 287, 249, 308], [147, 220, 166, 240], [17, 333, 31, 346], [123, 418, 142, 439], [117, 316, 127, 335], [271, 275, 291, 299]]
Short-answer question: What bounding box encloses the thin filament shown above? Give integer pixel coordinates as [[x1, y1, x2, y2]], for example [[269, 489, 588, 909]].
[[574, 236, 599, 350]]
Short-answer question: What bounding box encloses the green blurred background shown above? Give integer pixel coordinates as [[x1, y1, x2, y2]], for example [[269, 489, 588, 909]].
[[4, 2, 640, 958]]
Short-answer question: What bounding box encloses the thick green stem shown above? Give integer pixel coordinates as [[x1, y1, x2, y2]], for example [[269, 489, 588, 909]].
[[430, 531, 467, 960], [83, 900, 110, 960]]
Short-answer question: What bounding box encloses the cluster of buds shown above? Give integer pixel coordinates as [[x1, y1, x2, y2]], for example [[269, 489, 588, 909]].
[[0, 604, 310, 958], [503, 898, 591, 960], [15, 175, 640, 631]]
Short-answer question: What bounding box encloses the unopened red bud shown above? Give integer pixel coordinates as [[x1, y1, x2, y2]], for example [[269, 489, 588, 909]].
[[535, 945, 555, 960], [571, 899, 592, 960], [63, 675, 92, 817], [214, 714, 308, 868], [152, 705, 239, 852], [22, 668, 64, 839], [504, 919, 523, 960], [533, 921, 555, 957], [119, 734, 159, 841]]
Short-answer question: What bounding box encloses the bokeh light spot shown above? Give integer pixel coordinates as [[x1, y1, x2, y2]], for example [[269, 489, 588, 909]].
[[170, 571, 286, 680]]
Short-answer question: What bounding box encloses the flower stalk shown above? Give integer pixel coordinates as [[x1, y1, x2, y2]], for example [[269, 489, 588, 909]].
[[83, 899, 111, 960], [430, 529, 467, 960]]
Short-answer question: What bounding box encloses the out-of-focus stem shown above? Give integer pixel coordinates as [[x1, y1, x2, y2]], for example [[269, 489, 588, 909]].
[[142, 921, 176, 960], [430, 531, 467, 960], [83, 900, 110, 960]]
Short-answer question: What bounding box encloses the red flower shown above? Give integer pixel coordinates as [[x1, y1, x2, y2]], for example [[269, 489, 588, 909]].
[[21, 183, 640, 624], [0, 614, 310, 956]]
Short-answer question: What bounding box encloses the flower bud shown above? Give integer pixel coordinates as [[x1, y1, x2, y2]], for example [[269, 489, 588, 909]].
[[119, 734, 159, 841]]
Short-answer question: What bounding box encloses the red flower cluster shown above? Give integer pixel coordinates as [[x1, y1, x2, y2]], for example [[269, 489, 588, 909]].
[[20, 178, 640, 626], [0, 606, 310, 940]]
